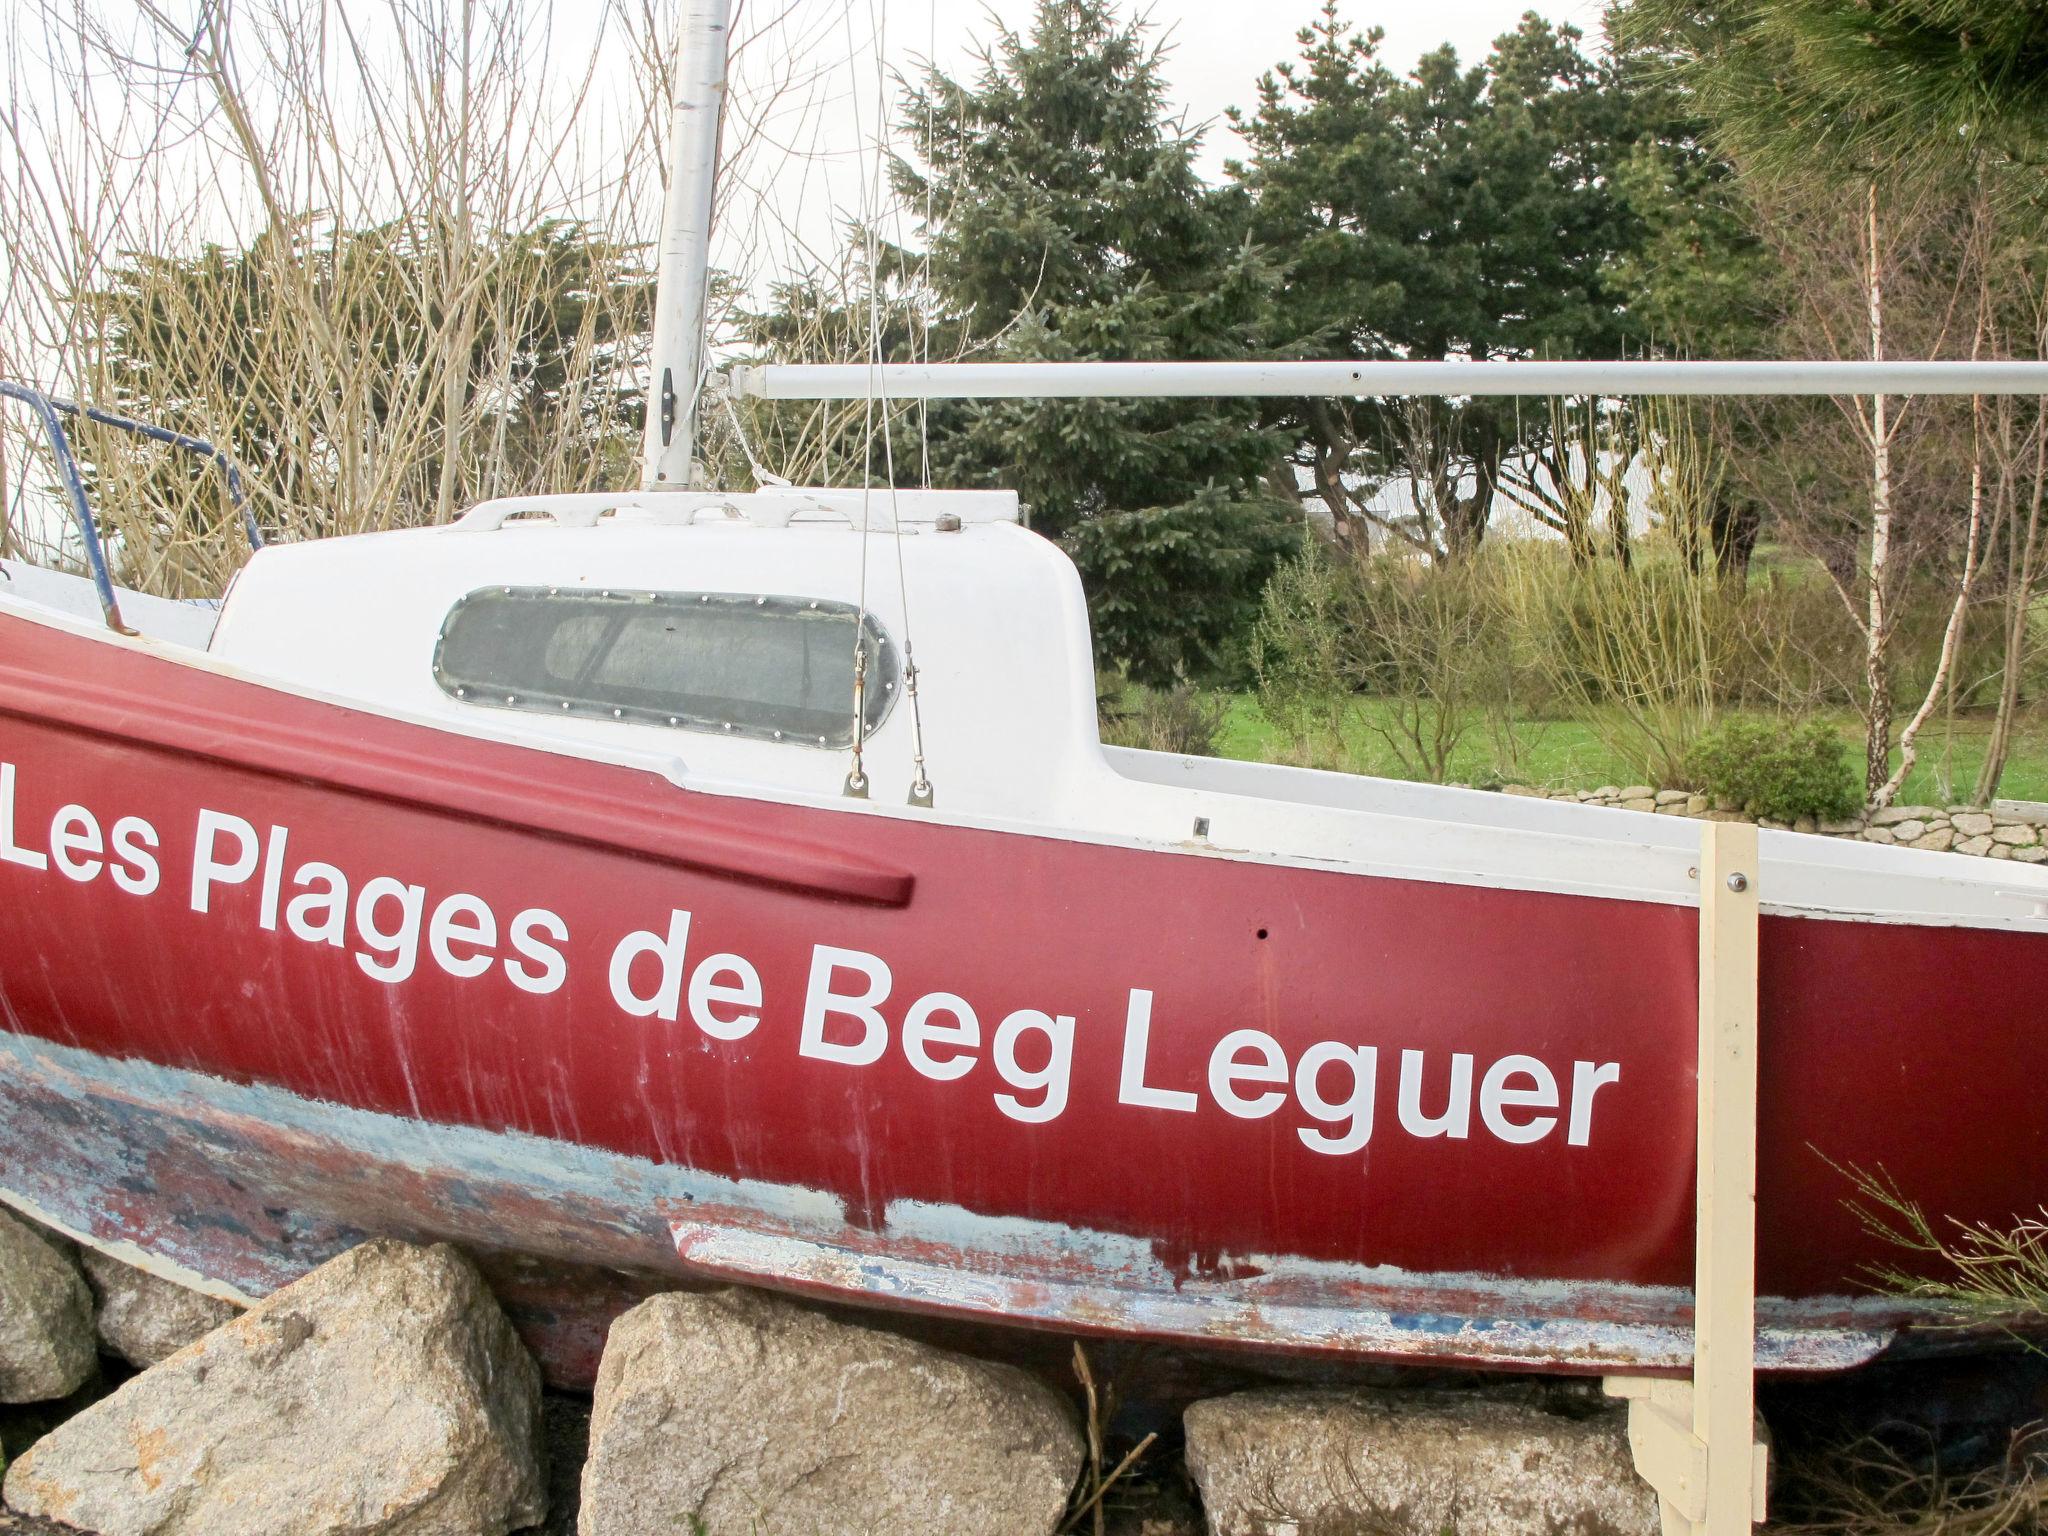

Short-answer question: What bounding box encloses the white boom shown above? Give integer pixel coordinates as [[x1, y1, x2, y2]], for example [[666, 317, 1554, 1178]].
[[641, 0, 732, 490], [726, 358, 2048, 399]]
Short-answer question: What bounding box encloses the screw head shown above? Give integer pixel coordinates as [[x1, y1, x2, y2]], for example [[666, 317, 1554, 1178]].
[[1726, 872, 1749, 893]]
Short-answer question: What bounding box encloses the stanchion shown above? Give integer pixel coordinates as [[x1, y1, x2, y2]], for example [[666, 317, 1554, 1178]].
[[1606, 819, 1769, 1536]]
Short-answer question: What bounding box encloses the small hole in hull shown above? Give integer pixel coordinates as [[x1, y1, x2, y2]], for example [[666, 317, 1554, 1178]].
[[1256, 928, 1269, 940]]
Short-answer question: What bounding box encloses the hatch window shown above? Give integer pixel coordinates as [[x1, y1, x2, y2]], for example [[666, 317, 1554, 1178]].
[[434, 587, 898, 748]]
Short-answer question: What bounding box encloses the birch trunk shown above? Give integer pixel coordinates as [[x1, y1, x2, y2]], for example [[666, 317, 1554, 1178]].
[[1876, 394, 1983, 808], [1863, 181, 1895, 803]]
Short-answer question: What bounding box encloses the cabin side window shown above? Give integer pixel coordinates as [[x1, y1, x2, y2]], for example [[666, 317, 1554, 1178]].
[[433, 588, 898, 748]]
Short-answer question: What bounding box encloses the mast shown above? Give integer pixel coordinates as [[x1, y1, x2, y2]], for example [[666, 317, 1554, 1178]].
[[641, 0, 732, 491]]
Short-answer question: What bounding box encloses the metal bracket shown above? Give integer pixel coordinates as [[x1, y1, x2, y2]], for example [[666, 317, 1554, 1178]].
[[1606, 820, 1766, 1536]]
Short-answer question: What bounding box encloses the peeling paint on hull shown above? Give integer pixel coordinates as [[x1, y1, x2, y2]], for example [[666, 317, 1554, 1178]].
[[0, 1030, 1963, 1388]]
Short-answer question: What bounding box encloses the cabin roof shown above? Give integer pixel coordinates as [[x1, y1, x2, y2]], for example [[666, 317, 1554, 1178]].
[[450, 487, 1022, 534]]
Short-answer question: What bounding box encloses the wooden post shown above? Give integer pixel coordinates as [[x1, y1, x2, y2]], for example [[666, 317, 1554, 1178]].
[[1607, 819, 1767, 1536]]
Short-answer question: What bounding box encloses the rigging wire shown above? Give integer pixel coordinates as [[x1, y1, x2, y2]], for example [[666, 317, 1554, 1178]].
[[919, 0, 934, 490], [841, 0, 880, 800], [872, 0, 933, 807], [715, 383, 789, 488], [837, 0, 938, 805]]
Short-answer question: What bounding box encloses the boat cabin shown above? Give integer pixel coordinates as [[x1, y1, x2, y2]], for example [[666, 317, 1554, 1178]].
[[205, 488, 1103, 820]]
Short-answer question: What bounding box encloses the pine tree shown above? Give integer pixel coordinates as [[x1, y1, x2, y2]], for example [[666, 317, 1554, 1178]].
[[891, 0, 1298, 685], [1618, 0, 2048, 178], [1229, 5, 1643, 561]]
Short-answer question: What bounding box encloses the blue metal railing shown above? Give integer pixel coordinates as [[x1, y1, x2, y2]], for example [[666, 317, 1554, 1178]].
[[0, 381, 262, 634]]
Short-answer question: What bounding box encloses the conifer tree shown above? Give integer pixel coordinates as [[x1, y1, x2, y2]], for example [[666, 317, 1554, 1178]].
[[1229, 5, 1641, 560], [891, 0, 1298, 685]]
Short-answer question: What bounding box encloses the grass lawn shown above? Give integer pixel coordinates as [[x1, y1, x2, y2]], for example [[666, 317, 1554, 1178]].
[[1200, 694, 2048, 807]]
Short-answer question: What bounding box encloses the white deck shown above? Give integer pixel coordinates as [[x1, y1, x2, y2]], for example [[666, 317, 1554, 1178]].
[[0, 559, 218, 648]]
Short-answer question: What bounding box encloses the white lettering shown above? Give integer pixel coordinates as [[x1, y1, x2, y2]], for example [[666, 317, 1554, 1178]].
[[190, 809, 259, 913], [429, 893, 498, 980], [1397, 1049, 1473, 1139], [1479, 1054, 1558, 1144], [0, 764, 46, 871], [993, 1009, 1074, 1123], [48, 804, 103, 883], [1118, 990, 1196, 1113], [902, 991, 978, 1081], [799, 945, 891, 1066], [258, 825, 289, 930], [1208, 1028, 1287, 1119], [1568, 1060, 1622, 1147], [4, 777, 1625, 1164], [504, 909, 568, 995], [286, 862, 349, 946], [609, 909, 691, 1020], [687, 953, 762, 1041], [109, 816, 159, 897], [354, 876, 425, 984], [1296, 1042, 1377, 1155]]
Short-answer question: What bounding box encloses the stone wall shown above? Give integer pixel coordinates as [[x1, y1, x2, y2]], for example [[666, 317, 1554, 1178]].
[[1495, 783, 2048, 863]]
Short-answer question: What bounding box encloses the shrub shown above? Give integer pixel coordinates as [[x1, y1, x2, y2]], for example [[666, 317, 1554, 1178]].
[[1098, 673, 1228, 757], [1684, 717, 1863, 822], [1250, 538, 1522, 781], [1248, 536, 1353, 755], [1500, 542, 1732, 786]]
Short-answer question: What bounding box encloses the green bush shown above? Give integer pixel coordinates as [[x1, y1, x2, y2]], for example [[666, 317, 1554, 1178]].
[[1249, 538, 1524, 780], [1684, 717, 1863, 822], [1248, 536, 1357, 753], [1098, 672, 1228, 757]]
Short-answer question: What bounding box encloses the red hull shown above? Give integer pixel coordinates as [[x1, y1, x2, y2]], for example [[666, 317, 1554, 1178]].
[[0, 610, 2043, 1384]]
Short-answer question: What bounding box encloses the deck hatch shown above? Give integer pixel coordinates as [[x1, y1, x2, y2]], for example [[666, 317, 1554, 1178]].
[[433, 586, 899, 748]]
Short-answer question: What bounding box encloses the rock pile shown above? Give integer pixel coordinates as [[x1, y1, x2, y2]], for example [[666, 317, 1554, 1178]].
[[1184, 1385, 1659, 1536], [0, 1209, 94, 1406], [1500, 784, 2048, 862], [77, 1249, 241, 1369], [4, 1231, 1683, 1536], [3, 1238, 544, 1536], [579, 1287, 1082, 1536]]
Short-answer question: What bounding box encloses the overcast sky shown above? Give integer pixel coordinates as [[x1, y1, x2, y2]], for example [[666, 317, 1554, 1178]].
[[0, 0, 1605, 351], [716, 0, 1606, 286], [933, 0, 1608, 180]]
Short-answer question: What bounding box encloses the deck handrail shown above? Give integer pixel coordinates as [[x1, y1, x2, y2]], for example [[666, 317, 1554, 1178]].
[[0, 381, 262, 633]]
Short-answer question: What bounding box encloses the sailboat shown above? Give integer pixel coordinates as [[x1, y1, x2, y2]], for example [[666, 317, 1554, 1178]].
[[0, 0, 2043, 1395]]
